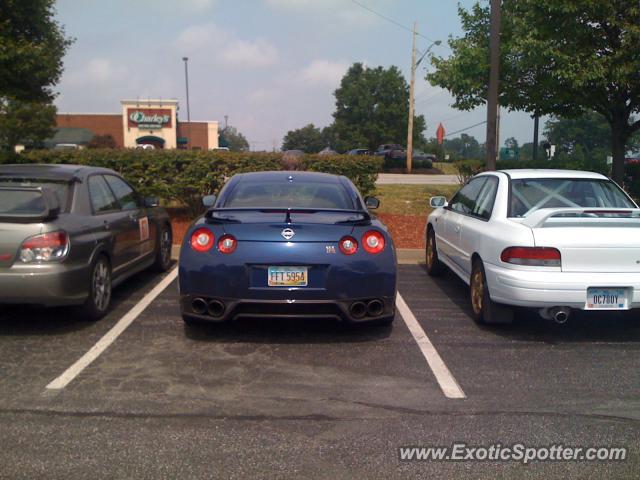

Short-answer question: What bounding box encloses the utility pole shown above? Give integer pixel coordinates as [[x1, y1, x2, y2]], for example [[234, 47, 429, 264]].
[[182, 57, 191, 148], [532, 113, 539, 160], [485, 0, 501, 170], [406, 22, 418, 173]]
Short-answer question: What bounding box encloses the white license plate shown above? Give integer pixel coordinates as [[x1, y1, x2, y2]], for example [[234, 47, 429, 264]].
[[267, 266, 308, 287], [585, 287, 629, 310]]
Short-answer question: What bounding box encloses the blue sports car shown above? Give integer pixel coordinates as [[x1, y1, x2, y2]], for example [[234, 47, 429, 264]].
[[178, 171, 397, 325]]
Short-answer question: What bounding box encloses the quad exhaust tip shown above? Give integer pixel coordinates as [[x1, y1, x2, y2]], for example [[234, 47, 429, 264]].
[[207, 300, 226, 318], [191, 297, 208, 315], [366, 299, 384, 317], [350, 301, 367, 319]]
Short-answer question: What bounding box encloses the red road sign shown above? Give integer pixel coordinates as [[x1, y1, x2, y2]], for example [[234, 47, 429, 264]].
[[436, 123, 445, 144]]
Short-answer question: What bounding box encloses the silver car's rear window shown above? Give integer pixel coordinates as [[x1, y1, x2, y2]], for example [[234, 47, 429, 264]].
[[0, 178, 71, 213], [224, 181, 355, 209], [509, 178, 636, 217]]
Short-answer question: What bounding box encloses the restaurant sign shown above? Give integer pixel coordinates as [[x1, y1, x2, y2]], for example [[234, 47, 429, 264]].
[[127, 109, 172, 130]]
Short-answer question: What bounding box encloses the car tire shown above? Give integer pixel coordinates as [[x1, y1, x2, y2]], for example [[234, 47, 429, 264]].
[[426, 229, 446, 276], [153, 224, 172, 272], [79, 255, 112, 321], [470, 259, 513, 325]]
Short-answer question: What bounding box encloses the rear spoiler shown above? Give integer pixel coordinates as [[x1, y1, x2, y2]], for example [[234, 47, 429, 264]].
[[205, 207, 371, 224], [0, 186, 61, 223], [519, 207, 640, 228]]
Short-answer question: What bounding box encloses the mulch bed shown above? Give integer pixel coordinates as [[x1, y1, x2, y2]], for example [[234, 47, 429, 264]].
[[170, 212, 425, 250]]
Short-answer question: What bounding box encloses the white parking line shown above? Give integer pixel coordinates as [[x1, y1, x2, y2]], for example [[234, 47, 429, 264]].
[[46, 267, 178, 391], [396, 293, 466, 399]]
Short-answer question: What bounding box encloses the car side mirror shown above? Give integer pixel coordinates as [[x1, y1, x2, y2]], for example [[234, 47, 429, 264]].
[[144, 196, 159, 208], [202, 195, 217, 207], [364, 196, 380, 209], [429, 196, 447, 208]]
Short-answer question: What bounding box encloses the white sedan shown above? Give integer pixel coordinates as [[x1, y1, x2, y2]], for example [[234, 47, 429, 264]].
[[426, 169, 640, 324]]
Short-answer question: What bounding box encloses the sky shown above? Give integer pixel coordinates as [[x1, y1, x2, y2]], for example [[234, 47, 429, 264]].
[[53, 0, 540, 151]]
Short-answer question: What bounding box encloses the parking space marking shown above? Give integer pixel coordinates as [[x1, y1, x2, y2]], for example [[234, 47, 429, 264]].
[[396, 293, 466, 399], [46, 267, 178, 391]]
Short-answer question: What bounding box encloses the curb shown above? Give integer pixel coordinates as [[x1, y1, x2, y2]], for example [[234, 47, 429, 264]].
[[172, 245, 423, 264]]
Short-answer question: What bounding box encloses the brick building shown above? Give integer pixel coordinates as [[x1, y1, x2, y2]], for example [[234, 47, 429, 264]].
[[53, 99, 219, 150]]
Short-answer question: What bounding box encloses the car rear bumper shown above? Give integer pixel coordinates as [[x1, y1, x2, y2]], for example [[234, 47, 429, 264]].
[[484, 262, 640, 310], [180, 295, 396, 323], [0, 262, 91, 306]]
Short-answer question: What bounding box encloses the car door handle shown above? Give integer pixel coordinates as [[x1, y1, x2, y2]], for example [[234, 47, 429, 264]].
[[129, 214, 138, 222], [103, 221, 110, 231], [455, 226, 461, 232]]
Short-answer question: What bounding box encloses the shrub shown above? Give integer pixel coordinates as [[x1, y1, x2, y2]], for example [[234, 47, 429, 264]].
[[11, 149, 382, 217], [454, 159, 485, 184]]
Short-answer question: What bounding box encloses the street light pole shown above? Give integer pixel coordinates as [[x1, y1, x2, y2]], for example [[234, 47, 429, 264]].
[[485, 0, 501, 170], [406, 22, 418, 173], [182, 57, 191, 148]]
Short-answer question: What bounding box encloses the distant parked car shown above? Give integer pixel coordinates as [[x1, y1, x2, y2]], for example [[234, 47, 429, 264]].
[[0, 164, 173, 320], [136, 144, 155, 150], [412, 150, 436, 169], [347, 149, 371, 156], [318, 147, 338, 156], [426, 169, 640, 325], [374, 144, 404, 157]]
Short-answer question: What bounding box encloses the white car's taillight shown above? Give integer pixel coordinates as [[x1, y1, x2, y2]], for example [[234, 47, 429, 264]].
[[500, 247, 561, 267], [19, 231, 69, 263]]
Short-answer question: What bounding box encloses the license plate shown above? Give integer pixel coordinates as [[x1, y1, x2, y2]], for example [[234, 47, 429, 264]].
[[585, 287, 629, 310], [268, 266, 308, 287]]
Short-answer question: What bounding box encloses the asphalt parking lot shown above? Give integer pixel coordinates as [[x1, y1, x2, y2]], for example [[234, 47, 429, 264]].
[[1, 264, 639, 479]]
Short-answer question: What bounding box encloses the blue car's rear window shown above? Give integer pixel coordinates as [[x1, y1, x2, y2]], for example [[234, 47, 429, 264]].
[[224, 181, 355, 209]]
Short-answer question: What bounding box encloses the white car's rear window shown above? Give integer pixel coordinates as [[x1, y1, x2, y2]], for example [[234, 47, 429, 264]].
[[509, 178, 636, 217]]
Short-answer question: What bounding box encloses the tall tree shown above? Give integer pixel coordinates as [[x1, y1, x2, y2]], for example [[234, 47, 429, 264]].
[[428, 1, 640, 184], [1, 0, 72, 150], [331, 63, 426, 152], [220, 126, 249, 151], [443, 133, 483, 160], [281, 124, 326, 153], [1, 0, 72, 102]]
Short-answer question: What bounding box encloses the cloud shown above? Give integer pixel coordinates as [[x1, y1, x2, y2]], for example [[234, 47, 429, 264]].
[[264, 0, 391, 26], [221, 38, 279, 68], [247, 88, 282, 106], [182, 0, 217, 12], [65, 58, 129, 86], [174, 23, 278, 68], [296, 60, 349, 87]]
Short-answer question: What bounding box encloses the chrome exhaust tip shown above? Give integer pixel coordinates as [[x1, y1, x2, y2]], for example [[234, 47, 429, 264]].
[[366, 299, 384, 317], [350, 301, 367, 319], [207, 300, 226, 318], [550, 306, 571, 324], [191, 298, 208, 315]]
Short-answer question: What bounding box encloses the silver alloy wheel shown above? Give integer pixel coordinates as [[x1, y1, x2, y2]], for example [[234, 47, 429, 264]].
[[160, 228, 171, 266], [93, 259, 111, 312]]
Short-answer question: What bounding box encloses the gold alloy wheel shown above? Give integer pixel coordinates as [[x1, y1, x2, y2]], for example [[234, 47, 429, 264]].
[[470, 268, 484, 315], [426, 236, 434, 269]]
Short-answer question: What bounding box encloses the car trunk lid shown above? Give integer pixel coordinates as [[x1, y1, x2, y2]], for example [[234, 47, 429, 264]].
[[522, 208, 640, 273]]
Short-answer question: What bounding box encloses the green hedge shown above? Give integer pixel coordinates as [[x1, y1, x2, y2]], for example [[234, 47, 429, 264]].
[[6, 149, 382, 216]]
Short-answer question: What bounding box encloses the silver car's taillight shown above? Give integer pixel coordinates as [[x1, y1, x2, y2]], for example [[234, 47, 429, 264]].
[[19, 231, 70, 263]]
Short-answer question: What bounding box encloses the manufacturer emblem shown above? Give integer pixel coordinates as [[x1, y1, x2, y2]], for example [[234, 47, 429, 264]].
[[281, 228, 295, 240], [326, 246, 336, 254]]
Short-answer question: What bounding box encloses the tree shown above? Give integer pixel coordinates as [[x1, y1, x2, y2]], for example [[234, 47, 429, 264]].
[[1, 0, 72, 102], [219, 126, 249, 151], [428, 1, 640, 184], [281, 124, 326, 153], [331, 63, 426, 152], [1, 0, 72, 150], [443, 133, 483, 160], [0, 98, 56, 150]]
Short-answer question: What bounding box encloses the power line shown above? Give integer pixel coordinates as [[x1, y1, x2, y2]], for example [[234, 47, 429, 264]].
[[349, 0, 442, 45], [445, 121, 487, 138]]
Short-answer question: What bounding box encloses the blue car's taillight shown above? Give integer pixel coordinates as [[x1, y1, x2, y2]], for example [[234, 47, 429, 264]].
[[191, 228, 214, 252]]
